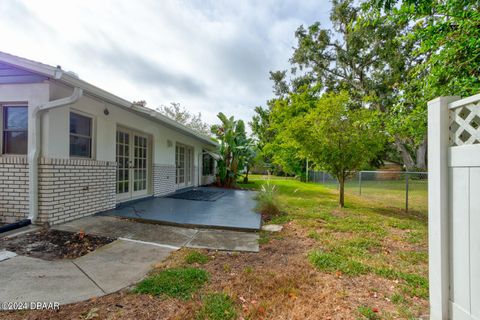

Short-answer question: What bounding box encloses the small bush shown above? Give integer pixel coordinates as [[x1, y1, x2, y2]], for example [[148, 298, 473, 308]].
[[196, 293, 237, 320], [255, 181, 280, 220], [308, 250, 370, 276], [134, 267, 208, 300], [185, 251, 210, 264]]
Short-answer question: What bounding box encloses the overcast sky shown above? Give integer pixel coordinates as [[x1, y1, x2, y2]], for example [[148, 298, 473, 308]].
[[0, 0, 331, 126]]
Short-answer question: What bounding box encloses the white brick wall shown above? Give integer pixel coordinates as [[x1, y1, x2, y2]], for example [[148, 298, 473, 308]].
[[0, 157, 29, 223], [153, 164, 176, 196], [37, 158, 116, 225]]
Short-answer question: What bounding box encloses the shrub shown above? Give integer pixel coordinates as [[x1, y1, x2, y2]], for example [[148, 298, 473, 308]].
[[185, 251, 210, 265], [255, 181, 280, 220], [196, 293, 237, 320], [134, 267, 209, 300]]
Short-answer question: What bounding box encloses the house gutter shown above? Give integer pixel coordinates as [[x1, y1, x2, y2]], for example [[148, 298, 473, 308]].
[[27, 85, 83, 223]]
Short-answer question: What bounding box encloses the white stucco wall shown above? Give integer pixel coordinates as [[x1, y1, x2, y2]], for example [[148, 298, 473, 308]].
[[47, 82, 213, 185], [0, 82, 50, 156]]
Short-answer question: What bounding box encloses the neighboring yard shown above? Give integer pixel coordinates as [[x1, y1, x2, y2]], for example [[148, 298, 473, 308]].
[[5, 176, 428, 319], [319, 177, 428, 215]]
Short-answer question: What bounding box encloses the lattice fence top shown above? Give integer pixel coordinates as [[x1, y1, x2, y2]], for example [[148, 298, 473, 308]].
[[449, 101, 480, 146]]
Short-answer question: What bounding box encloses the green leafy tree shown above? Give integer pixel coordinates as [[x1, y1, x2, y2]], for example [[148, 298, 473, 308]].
[[157, 102, 211, 136], [211, 113, 252, 187], [255, 0, 429, 170], [362, 0, 480, 169], [288, 91, 385, 207], [242, 145, 259, 184]]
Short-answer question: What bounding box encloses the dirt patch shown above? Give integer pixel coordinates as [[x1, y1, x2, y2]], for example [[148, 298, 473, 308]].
[[0, 229, 115, 261]]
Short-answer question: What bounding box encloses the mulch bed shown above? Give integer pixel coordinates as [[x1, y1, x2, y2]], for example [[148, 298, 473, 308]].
[[0, 229, 115, 261]]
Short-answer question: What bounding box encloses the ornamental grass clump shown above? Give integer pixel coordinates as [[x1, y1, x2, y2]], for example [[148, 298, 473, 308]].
[[255, 181, 280, 221]]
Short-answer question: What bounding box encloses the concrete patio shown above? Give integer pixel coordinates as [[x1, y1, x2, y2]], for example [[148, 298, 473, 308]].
[[99, 187, 261, 231], [53, 215, 259, 252]]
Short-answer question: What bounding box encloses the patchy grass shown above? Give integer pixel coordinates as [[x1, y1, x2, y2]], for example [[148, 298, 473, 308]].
[[196, 293, 237, 320], [185, 251, 210, 265], [134, 267, 209, 300], [7, 175, 428, 319], [308, 250, 370, 276], [357, 305, 381, 319]]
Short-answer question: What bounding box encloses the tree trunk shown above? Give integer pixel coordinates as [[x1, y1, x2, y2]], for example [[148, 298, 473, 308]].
[[243, 167, 250, 183], [394, 136, 415, 170], [339, 176, 345, 208], [415, 135, 428, 170]]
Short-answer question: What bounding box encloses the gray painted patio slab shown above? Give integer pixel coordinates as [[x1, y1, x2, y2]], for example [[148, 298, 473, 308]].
[[99, 187, 261, 231]]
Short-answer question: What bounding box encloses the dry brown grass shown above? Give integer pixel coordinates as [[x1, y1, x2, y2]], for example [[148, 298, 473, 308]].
[[3, 178, 429, 319], [3, 222, 428, 320]]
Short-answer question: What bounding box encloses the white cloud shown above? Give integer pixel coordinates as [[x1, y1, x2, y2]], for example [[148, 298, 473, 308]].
[[0, 0, 331, 126]]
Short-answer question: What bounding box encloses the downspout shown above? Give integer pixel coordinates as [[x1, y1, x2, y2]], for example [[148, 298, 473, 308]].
[[28, 87, 83, 223]]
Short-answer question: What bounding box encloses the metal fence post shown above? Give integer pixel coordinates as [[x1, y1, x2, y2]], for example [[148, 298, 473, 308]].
[[405, 172, 409, 212], [359, 171, 362, 195], [322, 171, 325, 184], [306, 158, 309, 182]]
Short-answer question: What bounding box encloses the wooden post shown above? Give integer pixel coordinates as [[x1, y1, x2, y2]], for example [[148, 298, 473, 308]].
[[428, 96, 460, 319]]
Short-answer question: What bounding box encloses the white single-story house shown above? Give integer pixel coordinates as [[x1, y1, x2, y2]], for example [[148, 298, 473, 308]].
[[0, 52, 218, 225]]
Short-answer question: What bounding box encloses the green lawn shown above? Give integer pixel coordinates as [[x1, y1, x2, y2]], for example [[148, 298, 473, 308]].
[[244, 174, 429, 318], [17, 175, 429, 319], [252, 174, 428, 215]]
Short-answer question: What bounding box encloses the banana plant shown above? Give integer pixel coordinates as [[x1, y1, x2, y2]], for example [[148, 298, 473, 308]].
[[211, 112, 253, 187]]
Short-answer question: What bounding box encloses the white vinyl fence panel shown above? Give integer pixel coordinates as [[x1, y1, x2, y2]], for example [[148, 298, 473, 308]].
[[429, 93, 480, 320]]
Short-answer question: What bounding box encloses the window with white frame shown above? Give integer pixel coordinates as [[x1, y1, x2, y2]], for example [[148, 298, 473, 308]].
[[2, 105, 28, 155], [69, 112, 92, 158]]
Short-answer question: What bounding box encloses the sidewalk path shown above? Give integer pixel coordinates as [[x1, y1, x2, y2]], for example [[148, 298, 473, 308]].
[[0, 239, 173, 305]]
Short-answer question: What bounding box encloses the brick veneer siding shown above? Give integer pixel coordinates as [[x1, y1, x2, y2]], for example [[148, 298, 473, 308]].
[[37, 158, 116, 225], [153, 164, 176, 196], [0, 157, 29, 223]]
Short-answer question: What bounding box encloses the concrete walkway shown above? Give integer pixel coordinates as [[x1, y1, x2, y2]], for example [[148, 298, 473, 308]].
[[0, 216, 259, 305], [53, 216, 259, 252], [0, 239, 173, 305]]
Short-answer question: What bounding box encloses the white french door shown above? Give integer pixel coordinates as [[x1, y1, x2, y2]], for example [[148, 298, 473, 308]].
[[116, 128, 150, 202], [176, 143, 193, 189]]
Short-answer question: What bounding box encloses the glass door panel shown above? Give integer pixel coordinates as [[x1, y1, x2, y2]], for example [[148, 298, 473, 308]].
[[116, 130, 130, 199], [116, 129, 150, 201]]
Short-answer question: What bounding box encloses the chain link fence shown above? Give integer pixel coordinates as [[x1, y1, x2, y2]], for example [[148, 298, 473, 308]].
[[308, 170, 428, 214]]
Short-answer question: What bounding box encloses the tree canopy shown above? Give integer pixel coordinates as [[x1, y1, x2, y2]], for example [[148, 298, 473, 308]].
[[157, 102, 211, 136], [287, 91, 385, 206], [251, 0, 480, 174]]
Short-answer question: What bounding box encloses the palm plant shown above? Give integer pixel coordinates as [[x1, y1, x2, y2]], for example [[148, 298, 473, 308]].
[[211, 113, 253, 187]]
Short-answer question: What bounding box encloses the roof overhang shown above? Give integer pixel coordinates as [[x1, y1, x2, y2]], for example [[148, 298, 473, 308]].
[[0, 51, 218, 147], [203, 150, 222, 161]]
